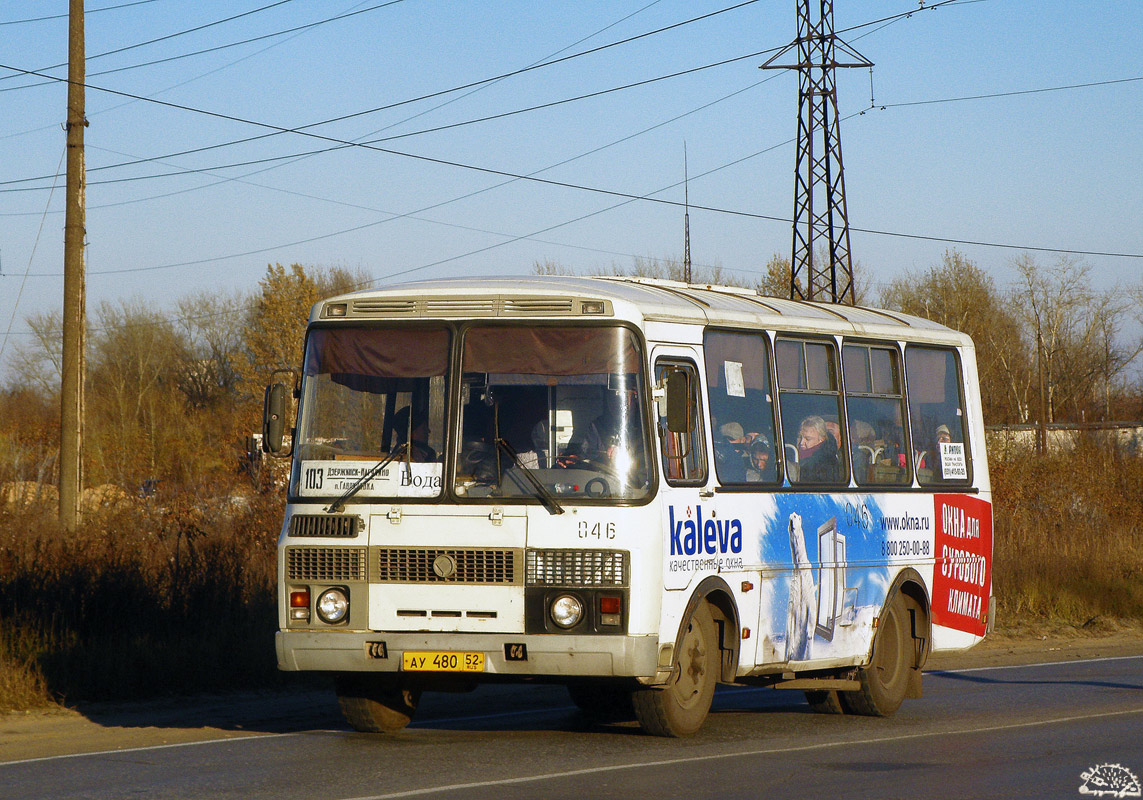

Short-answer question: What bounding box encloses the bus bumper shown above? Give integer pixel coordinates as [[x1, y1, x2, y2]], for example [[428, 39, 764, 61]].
[[276, 630, 660, 679]]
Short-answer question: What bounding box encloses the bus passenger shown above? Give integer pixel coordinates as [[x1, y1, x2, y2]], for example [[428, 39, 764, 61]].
[[918, 424, 953, 472], [714, 421, 748, 482], [797, 415, 840, 482], [746, 435, 777, 482], [935, 424, 953, 447]]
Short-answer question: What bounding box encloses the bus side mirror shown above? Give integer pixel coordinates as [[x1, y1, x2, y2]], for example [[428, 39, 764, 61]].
[[664, 370, 693, 434], [262, 383, 289, 456]]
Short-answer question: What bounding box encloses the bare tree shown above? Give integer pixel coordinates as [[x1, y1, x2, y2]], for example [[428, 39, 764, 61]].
[[532, 258, 577, 276], [1013, 254, 1143, 423], [85, 299, 188, 486], [174, 291, 247, 410], [533, 255, 749, 287], [7, 312, 66, 399], [881, 250, 1030, 424]]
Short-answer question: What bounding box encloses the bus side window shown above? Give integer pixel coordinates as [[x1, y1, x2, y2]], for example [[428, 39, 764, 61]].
[[703, 329, 779, 486], [655, 361, 706, 484], [842, 343, 910, 486], [905, 346, 972, 485], [776, 339, 847, 486]]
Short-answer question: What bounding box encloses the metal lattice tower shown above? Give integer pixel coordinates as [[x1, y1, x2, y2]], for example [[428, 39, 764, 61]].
[[762, 0, 870, 304]]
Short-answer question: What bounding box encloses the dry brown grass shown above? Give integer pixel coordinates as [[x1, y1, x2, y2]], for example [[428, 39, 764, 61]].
[[0, 487, 285, 711], [990, 436, 1143, 624]]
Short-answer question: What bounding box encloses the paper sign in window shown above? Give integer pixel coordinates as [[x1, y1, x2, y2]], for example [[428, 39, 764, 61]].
[[724, 361, 746, 398], [940, 442, 967, 480]]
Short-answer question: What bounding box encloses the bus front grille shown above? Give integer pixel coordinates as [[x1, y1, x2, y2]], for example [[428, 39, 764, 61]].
[[525, 549, 629, 587], [288, 514, 360, 538], [287, 546, 368, 582], [374, 547, 522, 585]]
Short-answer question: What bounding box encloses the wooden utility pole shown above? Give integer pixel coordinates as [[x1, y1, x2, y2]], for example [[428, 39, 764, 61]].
[[60, 0, 86, 530], [1036, 330, 1047, 455]]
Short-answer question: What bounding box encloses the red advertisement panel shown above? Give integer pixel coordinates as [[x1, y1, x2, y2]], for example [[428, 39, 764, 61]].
[[931, 494, 993, 637]]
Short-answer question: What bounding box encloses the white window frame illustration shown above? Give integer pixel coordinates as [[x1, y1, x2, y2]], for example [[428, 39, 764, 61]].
[[815, 517, 849, 641]]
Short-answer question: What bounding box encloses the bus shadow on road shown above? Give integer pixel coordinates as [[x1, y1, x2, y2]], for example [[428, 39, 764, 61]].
[[71, 688, 345, 735], [927, 670, 1142, 692], [69, 684, 838, 739]]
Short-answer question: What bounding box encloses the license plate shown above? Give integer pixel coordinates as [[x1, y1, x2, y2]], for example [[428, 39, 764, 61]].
[[401, 651, 485, 672]]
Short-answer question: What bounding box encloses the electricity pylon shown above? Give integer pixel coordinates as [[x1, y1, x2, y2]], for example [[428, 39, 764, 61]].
[[762, 0, 870, 304]]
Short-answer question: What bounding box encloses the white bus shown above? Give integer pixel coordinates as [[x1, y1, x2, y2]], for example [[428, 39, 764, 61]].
[[264, 276, 994, 737]]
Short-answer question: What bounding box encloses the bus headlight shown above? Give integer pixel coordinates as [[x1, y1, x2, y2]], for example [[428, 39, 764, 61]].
[[549, 594, 584, 629], [316, 588, 349, 624]]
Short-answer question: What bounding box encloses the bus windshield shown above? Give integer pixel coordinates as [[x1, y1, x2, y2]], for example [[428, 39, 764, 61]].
[[292, 325, 450, 500], [456, 325, 651, 502]]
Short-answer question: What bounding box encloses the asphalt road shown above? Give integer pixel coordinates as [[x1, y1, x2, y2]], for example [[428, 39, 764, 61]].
[[2, 655, 1141, 800]]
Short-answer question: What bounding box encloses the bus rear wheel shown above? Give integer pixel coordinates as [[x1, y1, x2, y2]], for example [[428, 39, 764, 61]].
[[633, 603, 718, 737], [336, 675, 422, 733], [843, 592, 920, 717]]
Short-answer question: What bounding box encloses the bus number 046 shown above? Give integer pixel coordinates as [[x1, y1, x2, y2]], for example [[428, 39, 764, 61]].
[[578, 521, 616, 540]]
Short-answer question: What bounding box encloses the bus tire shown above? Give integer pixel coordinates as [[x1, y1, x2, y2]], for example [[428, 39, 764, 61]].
[[804, 689, 846, 714], [567, 681, 635, 721], [336, 675, 421, 733], [843, 592, 919, 717], [633, 603, 718, 737]]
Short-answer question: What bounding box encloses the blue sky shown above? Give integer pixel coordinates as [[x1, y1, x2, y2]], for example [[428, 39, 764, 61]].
[[1, 0, 1141, 377]]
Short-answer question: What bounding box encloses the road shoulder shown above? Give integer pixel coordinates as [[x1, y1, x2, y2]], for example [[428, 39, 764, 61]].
[[3, 624, 1142, 764]]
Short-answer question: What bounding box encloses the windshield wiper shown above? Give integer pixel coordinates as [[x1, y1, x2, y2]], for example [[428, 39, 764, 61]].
[[326, 443, 408, 514], [495, 438, 564, 516]]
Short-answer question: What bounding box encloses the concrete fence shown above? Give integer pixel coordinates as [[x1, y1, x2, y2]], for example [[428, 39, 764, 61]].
[[986, 422, 1143, 457]]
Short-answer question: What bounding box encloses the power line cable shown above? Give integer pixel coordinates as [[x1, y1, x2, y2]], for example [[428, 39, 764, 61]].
[[10, 0, 1131, 284], [7, 142, 779, 334], [17, 81, 788, 278], [28, 100, 1143, 281], [4, 115, 1129, 335], [0, 0, 987, 188], [874, 75, 1143, 109], [0, 47, 777, 191], [0, 147, 66, 361], [0, 0, 413, 94], [0, 0, 162, 26], [0, 0, 664, 203], [0, 0, 676, 214], [0, 0, 765, 174], [29, 85, 1142, 283], [4, 62, 1136, 259], [5, 57, 1142, 266], [2, 0, 381, 146], [0, 0, 298, 87]]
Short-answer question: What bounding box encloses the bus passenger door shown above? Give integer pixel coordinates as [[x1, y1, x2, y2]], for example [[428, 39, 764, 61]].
[[652, 350, 710, 593]]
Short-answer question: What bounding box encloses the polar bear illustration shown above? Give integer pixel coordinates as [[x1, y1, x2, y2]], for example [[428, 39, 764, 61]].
[[785, 512, 817, 661]]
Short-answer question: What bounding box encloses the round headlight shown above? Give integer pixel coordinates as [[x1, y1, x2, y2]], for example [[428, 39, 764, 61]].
[[550, 594, 584, 629], [316, 588, 349, 624]]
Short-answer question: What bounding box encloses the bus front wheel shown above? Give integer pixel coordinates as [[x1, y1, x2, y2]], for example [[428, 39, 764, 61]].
[[336, 675, 421, 733], [633, 603, 718, 737], [843, 592, 921, 717]]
